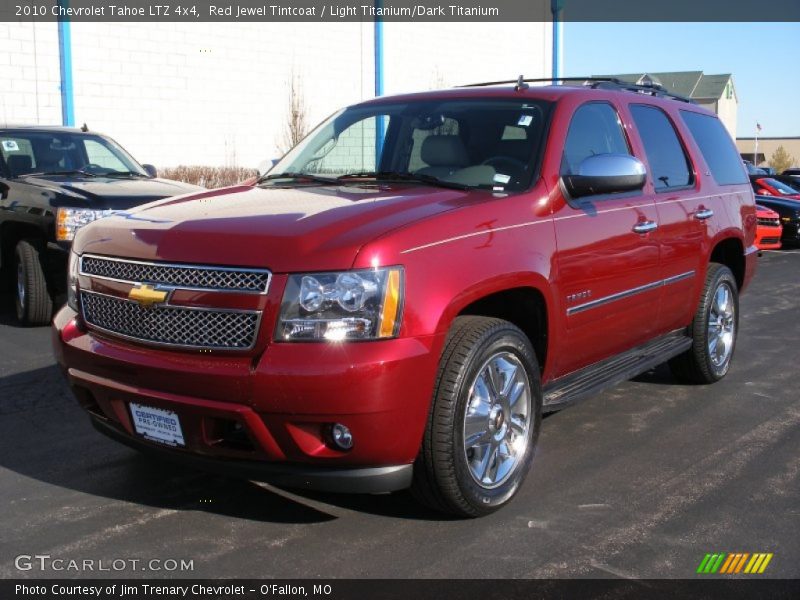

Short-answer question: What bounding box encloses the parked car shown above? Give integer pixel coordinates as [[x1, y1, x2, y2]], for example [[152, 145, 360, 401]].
[[753, 194, 800, 246], [751, 176, 800, 200], [768, 173, 800, 191], [0, 126, 204, 325], [759, 166, 776, 175], [754, 204, 783, 250], [743, 160, 766, 175], [53, 79, 756, 517]]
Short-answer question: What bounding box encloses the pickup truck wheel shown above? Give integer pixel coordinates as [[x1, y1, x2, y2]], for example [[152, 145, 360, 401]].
[[669, 263, 738, 384], [411, 316, 542, 517], [14, 240, 53, 326]]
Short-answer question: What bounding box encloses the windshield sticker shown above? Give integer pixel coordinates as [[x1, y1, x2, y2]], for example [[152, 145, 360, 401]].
[[2, 140, 19, 152], [493, 173, 511, 184], [517, 115, 533, 127]]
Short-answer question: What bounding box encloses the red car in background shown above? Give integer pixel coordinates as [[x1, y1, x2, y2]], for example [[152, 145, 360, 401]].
[[755, 204, 783, 250], [752, 177, 800, 200]]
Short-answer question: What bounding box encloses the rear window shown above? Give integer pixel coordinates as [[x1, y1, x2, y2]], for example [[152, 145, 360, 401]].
[[680, 111, 747, 185]]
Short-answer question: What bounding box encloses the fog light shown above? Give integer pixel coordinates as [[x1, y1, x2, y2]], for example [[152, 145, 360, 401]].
[[329, 423, 353, 450]]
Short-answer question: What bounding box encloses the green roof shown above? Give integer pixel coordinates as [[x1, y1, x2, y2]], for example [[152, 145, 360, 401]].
[[592, 71, 734, 101]]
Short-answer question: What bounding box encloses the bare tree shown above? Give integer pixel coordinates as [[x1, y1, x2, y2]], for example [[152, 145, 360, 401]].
[[769, 146, 796, 174], [276, 69, 309, 156]]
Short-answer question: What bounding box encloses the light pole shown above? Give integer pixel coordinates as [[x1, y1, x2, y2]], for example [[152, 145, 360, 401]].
[[551, 0, 563, 81], [374, 0, 384, 165], [754, 123, 761, 166]]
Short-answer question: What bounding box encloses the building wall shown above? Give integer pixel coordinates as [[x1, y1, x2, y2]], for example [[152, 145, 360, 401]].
[[0, 21, 552, 170], [383, 21, 552, 94], [736, 138, 800, 169], [716, 95, 738, 139], [0, 22, 62, 126]]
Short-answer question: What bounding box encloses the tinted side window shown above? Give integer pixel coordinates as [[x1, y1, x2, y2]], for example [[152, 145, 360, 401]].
[[561, 102, 630, 175], [680, 111, 747, 185], [630, 105, 693, 191]]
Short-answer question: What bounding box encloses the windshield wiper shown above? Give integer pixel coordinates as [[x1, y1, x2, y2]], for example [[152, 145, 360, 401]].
[[258, 172, 338, 185], [19, 169, 97, 178], [335, 171, 472, 190], [104, 170, 148, 178]]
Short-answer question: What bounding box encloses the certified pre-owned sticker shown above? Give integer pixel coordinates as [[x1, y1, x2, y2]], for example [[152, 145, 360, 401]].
[[2, 140, 20, 152]]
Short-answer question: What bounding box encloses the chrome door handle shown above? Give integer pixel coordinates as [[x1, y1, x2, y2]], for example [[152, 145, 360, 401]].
[[695, 208, 714, 220], [632, 220, 658, 234]]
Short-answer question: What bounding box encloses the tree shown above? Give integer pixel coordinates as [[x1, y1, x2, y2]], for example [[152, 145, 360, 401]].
[[276, 69, 309, 156], [769, 145, 796, 174]]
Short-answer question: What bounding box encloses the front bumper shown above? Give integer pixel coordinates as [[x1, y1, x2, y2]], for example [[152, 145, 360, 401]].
[[755, 224, 783, 250], [53, 306, 442, 494], [91, 416, 412, 493]]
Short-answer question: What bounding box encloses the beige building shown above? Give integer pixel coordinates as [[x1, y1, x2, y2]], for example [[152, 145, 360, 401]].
[[596, 71, 738, 137], [736, 137, 800, 170]]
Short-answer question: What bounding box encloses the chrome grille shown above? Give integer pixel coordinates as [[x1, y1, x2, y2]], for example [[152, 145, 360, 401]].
[[81, 255, 270, 293], [81, 291, 260, 350]]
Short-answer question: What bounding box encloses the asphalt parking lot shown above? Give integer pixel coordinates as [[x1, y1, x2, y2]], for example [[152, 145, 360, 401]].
[[0, 251, 798, 580]]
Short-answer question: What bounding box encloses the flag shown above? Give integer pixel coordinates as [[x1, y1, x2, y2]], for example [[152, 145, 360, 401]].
[[757, 123, 762, 132]]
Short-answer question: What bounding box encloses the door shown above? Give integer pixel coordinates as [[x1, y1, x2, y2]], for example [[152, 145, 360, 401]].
[[628, 103, 706, 334], [552, 101, 660, 377]]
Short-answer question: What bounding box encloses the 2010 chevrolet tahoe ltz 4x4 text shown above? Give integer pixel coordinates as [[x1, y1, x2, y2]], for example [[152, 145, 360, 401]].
[[52, 78, 757, 517]]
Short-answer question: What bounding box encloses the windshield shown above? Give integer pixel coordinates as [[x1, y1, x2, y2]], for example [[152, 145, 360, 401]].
[[0, 131, 147, 178], [763, 178, 800, 195], [267, 98, 553, 192]]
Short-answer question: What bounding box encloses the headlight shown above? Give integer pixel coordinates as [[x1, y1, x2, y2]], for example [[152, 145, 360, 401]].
[[277, 267, 403, 341], [67, 250, 79, 311], [56, 207, 115, 241]]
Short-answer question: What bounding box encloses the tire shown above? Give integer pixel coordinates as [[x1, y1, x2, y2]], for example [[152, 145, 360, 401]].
[[669, 263, 739, 384], [411, 316, 542, 517], [14, 239, 53, 326]]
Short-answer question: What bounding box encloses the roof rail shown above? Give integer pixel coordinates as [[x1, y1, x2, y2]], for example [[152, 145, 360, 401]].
[[458, 76, 696, 104]]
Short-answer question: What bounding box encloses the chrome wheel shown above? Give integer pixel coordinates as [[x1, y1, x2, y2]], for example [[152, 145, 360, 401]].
[[707, 281, 735, 368], [16, 260, 25, 309], [463, 351, 531, 489]]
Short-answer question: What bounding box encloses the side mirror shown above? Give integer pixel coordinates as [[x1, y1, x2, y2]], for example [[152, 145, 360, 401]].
[[562, 154, 646, 199], [142, 164, 158, 178]]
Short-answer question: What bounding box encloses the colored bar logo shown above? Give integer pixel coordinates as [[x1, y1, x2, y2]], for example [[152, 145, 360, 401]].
[[696, 552, 773, 574]]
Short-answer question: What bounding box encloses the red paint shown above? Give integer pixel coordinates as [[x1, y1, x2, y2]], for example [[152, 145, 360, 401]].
[[754, 205, 783, 250]]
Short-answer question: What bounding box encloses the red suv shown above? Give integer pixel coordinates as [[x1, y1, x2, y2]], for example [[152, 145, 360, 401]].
[[52, 78, 757, 517]]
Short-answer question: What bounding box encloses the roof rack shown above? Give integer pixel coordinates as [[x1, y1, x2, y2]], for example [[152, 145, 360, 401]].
[[458, 76, 696, 104]]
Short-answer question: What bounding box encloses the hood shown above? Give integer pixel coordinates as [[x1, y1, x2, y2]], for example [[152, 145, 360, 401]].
[[755, 195, 800, 212], [755, 205, 779, 219], [22, 174, 203, 210], [73, 183, 482, 272]]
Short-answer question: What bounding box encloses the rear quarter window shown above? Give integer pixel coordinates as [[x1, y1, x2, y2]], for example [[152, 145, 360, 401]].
[[680, 111, 747, 185]]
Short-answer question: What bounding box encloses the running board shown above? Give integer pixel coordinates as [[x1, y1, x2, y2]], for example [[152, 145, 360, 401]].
[[543, 330, 692, 410]]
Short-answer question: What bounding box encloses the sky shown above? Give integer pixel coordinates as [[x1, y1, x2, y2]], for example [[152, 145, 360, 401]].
[[563, 22, 800, 137]]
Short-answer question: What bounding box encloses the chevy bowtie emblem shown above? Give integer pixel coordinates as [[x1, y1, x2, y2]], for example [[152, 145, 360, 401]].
[[128, 284, 167, 307]]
